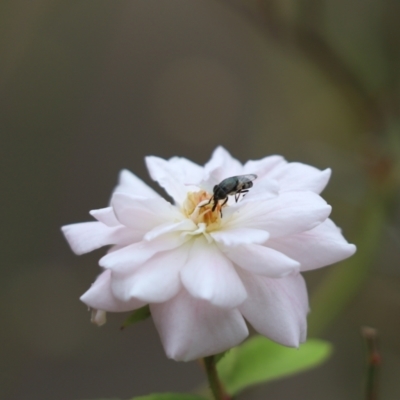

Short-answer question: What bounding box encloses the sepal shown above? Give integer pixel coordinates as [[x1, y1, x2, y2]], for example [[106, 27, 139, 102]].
[[120, 305, 151, 330]]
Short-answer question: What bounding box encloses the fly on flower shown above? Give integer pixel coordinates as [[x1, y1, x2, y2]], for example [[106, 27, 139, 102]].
[[202, 174, 257, 213], [62, 147, 356, 362]]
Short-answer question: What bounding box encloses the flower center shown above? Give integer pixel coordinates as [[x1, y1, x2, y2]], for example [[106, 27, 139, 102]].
[[182, 190, 223, 230]]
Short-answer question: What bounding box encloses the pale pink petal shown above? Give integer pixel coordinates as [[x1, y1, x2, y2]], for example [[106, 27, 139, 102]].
[[268, 163, 331, 194], [113, 169, 160, 198], [111, 192, 180, 231], [99, 233, 185, 272], [226, 244, 300, 277], [220, 183, 278, 212], [61, 222, 140, 255], [181, 238, 247, 308], [90, 207, 120, 227], [145, 156, 202, 204], [111, 243, 190, 303], [241, 178, 279, 200], [80, 270, 145, 312], [227, 191, 331, 238], [211, 228, 269, 246], [239, 271, 309, 347], [267, 218, 357, 271], [243, 155, 286, 178], [99, 242, 155, 271], [168, 156, 205, 184], [151, 290, 248, 361], [144, 219, 197, 241], [203, 147, 243, 189]]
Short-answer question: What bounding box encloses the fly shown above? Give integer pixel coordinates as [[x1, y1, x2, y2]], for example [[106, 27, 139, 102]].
[[201, 174, 257, 214]]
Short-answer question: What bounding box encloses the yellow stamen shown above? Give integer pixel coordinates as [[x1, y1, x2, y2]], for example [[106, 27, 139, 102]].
[[182, 190, 224, 230]]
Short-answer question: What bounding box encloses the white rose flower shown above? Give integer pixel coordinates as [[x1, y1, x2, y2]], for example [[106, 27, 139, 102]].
[[62, 147, 356, 361]]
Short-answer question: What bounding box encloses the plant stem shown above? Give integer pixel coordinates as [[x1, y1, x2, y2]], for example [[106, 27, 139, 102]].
[[203, 355, 230, 400], [361, 327, 381, 400]]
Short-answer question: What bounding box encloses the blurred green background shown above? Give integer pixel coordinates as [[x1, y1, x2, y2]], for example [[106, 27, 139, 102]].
[[1, 1, 400, 399]]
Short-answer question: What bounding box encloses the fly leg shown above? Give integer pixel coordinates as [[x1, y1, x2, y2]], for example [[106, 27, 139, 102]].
[[200, 196, 213, 208], [235, 189, 249, 202], [221, 197, 229, 207], [211, 197, 224, 212], [216, 197, 229, 216]]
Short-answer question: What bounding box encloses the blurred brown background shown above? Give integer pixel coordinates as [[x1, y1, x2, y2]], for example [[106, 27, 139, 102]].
[[1, 1, 400, 399]]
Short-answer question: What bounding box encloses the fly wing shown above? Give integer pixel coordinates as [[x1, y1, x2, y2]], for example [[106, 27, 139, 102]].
[[234, 174, 257, 190], [237, 174, 257, 183]]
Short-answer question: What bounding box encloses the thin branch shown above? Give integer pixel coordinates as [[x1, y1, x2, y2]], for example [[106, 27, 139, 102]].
[[361, 327, 381, 400], [220, 0, 385, 132]]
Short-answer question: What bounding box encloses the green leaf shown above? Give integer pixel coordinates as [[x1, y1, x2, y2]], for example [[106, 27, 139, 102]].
[[131, 394, 207, 400], [217, 336, 333, 395], [120, 305, 151, 330], [214, 349, 230, 364]]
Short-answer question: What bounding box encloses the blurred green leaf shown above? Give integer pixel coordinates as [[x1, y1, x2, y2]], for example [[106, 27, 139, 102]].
[[120, 305, 151, 330], [217, 336, 332, 395], [132, 394, 207, 400], [214, 350, 230, 364]]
